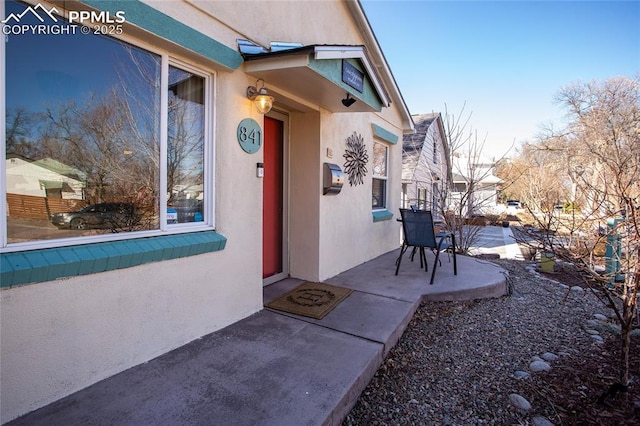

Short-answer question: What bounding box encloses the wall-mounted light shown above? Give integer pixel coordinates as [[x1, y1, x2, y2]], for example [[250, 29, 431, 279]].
[[341, 93, 356, 108], [247, 78, 274, 114]]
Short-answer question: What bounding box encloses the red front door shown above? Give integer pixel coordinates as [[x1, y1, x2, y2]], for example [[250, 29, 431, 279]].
[[262, 116, 284, 279]]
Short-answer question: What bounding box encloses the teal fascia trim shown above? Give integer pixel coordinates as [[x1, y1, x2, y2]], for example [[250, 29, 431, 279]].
[[80, 0, 242, 70], [372, 124, 399, 145], [372, 210, 394, 222], [0, 231, 227, 289], [308, 58, 384, 111]]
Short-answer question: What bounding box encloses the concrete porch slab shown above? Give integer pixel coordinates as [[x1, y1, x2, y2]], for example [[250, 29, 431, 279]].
[[265, 277, 421, 357], [7, 311, 384, 426], [6, 249, 507, 426], [328, 248, 507, 302]]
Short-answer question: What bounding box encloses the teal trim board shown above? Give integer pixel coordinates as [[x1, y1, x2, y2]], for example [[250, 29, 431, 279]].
[[372, 124, 399, 145], [80, 0, 243, 70], [372, 210, 394, 222], [0, 231, 227, 288], [308, 58, 384, 111]]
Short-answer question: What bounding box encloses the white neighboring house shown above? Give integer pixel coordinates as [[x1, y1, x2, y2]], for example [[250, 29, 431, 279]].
[[5, 156, 85, 199], [450, 153, 503, 215], [401, 113, 450, 217]]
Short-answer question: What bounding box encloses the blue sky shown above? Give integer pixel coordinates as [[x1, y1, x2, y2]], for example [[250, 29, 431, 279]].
[[360, 0, 640, 158]]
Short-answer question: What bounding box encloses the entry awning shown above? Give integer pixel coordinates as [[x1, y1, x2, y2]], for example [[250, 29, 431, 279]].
[[242, 44, 391, 113], [39, 180, 75, 192], [39, 180, 63, 190]]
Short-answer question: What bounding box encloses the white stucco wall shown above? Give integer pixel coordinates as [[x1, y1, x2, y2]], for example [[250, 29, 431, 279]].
[[316, 113, 403, 280], [289, 111, 322, 281], [288, 110, 405, 282], [186, 0, 359, 48], [0, 250, 262, 422]]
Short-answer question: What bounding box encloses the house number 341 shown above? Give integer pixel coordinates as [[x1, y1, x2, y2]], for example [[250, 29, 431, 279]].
[[237, 118, 262, 154]]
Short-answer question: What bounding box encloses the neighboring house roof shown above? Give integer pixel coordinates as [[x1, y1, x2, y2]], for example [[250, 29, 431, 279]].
[[451, 155, 503, 185], [5, 157, 85, 197], [33, 158, 86, 182], [452, 172, 503, 185], [6, 154, 86, 182], [402, 113, 439, 181]]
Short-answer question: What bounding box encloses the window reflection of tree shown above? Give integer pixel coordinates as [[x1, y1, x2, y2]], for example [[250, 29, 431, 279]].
[[6, 13, 207, 234], [5, 107, 38, 158], [372, 143, 387, 176], [167, 68, 204, 208], [7, 38, 162, 232], [45, 90, 128, 202], [115, 46, 162, 219]]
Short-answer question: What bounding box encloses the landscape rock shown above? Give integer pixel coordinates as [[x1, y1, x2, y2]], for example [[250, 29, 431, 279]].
[[532, 415, 555, 426], [530, 360, 552, 372], [345, 259, 621, 425], [585, 319, 599, 328], [508, 393, 532, 412]]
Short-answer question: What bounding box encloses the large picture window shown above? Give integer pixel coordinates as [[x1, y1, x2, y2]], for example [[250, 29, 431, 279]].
[[372, 142, 388, 209], [2, 0, 211, 249]]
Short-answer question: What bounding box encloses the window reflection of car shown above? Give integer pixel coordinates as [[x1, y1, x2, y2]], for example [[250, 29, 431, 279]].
[[50, 203, 138, 230], [169, 199, 203, 223]]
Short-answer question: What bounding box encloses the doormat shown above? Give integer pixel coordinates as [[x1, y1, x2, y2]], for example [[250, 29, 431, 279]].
[[266, 282, 353, 319]]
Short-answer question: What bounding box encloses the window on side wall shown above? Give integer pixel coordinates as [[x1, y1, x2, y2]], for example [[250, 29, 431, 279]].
[[372, 142, 388, 209], [417, 187, 428, 211], [2, 0, 212, 250]]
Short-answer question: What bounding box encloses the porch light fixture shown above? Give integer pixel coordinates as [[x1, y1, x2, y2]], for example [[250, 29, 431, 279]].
[[341, 93, 356, 107], [247, 78, 274, 114]]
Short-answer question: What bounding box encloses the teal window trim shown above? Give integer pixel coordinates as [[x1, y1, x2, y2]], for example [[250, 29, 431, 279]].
[[372, 124, 399, 145], [372, 210, 394, 222], [80, 0, 242, 70], [0, 231, 227, 289]]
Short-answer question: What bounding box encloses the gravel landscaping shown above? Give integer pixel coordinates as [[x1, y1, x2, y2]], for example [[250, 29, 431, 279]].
[[344, 258, 640, 425]]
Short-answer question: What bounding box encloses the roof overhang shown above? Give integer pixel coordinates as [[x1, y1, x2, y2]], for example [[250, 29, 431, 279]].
[[243, 45, 390, 113], [452, 173, 504, 185]]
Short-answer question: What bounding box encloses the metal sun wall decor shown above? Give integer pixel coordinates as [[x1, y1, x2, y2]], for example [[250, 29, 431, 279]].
[[343, 131, 368, 186]]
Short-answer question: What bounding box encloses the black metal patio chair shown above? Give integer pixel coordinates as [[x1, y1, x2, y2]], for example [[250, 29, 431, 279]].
[[395, 208, 457, 285]]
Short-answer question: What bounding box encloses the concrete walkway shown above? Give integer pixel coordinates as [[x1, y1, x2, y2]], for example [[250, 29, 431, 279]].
[[469, 225, 522, 260], [6, 249, 507, 426]]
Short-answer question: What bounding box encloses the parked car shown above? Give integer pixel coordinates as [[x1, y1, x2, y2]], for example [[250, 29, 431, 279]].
[[506, 200, 522, 209], [51, 202, 139, 230]]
